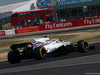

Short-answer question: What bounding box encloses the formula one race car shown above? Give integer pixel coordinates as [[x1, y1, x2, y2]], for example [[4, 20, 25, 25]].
[[8, 36, 95, 64]]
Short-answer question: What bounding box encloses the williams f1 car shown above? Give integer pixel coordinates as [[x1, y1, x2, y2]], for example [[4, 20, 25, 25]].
[[8, 36, 95, 64]]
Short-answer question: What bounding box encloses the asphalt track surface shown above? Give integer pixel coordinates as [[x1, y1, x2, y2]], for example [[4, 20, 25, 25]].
[[0, 25, 100, 75], [0, 42, 100, 75]]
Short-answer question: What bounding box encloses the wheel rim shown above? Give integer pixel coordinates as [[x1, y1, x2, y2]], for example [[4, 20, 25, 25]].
[[41, 49, 47, 57], [40, 47, 47, 59], [83, 41, 89, 51], [85, 44, 88, 50]]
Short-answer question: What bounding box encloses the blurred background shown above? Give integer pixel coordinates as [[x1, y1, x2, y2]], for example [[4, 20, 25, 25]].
[[0, 0, 100, 30]]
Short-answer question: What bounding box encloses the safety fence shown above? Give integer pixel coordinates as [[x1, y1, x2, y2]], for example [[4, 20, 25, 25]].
[[39, 17, 100, 31], [0, 16, 100, 36]]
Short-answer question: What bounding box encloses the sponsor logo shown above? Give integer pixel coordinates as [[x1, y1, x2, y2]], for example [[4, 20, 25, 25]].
[[84, 18, 100, 25], [45, 22, 72, 30], [0, 31, 5, 36]]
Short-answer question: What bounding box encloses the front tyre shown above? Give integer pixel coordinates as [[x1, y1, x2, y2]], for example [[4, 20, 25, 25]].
[[33, 47, 47, 60], [77, 40, 89, 53], [8, 50, 21, 64]]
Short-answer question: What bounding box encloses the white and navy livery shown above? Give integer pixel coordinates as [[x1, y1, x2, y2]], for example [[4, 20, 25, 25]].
[[8, 36, 94, 64]]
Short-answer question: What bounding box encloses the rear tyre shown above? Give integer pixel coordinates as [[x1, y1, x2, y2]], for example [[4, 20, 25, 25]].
[[77, 40, 89, 53], [8, 50, 21, 64], [33, 47, 47, 60]]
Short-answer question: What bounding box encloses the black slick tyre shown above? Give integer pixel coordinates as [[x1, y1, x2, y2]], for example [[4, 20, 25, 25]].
[[8, 50, 21, 64], [33, 47, 47, 60], [77, 40, 89, 53]]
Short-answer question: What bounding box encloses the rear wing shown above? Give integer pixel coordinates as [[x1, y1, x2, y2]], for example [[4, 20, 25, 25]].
[[10, 42, 31, 50]]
